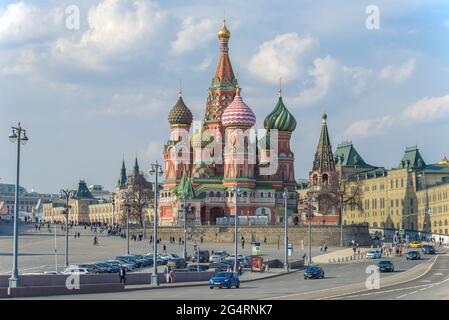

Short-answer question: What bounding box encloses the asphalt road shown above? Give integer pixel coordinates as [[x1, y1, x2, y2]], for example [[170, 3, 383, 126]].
[[22, 253, 428, 300], [327, 252, 449, 300]]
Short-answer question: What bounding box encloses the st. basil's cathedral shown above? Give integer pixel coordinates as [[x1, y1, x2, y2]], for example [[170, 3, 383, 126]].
[[158, 21, 299, 226]]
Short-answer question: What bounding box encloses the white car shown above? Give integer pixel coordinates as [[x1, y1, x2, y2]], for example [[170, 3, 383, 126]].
[[62, 267, 90, 275], [366, 250, 382, 259], [210, 251, 229, 263]]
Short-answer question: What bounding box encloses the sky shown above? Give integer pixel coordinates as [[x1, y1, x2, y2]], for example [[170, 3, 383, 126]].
[[0, 0, 449, 193]]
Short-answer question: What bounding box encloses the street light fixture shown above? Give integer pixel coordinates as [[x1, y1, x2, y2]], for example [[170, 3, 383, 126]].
[[149, 161, 163, 286], [283, 188, 289, 273], [304, 189, 316, 266], [8, 122, 28, 288], [60, 189, 76, 268], [180, 193, 192, 260]]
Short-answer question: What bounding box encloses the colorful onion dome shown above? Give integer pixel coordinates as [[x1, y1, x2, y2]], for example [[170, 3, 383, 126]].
[[217, 19, 231, 39], [221, 86, 256, 128], [168, 95, 193, 126], [264, 96, 297, 132]]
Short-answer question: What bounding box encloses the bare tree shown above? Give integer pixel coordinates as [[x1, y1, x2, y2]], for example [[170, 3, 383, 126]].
[[128, 174, 152, 227], [327, 177, 364, 225]]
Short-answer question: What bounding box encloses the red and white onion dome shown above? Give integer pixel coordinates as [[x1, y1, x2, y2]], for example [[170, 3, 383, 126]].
[[221, 86, 256, 128]]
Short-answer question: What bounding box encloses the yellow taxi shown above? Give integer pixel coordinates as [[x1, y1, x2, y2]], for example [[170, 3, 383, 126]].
[[409, 241, 422, 248]]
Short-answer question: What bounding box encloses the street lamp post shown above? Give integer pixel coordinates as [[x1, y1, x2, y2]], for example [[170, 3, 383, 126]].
[[111, 193, 115, 226], [180, 193, 191, 260], [121, 191, 133, 255], [150, 161, 163, 286], [305, 190, 316, 265], [283, 188, 289, 273], [340, 197, 344, 247], [231, 186, 241, 273], [8, 122, 29, 288], [60, 189, 76, 268]]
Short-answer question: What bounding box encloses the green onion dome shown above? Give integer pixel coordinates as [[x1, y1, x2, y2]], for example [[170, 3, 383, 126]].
[[168, 96, 193, 126], [264, 96, 297, 132]]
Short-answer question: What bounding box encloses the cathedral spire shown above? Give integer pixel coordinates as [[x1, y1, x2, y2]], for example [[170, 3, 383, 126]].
[[312, 113, 335, 173], [204, 20, 238, 124], [134, 157, 140, 175], [119, 159, 127, 188]]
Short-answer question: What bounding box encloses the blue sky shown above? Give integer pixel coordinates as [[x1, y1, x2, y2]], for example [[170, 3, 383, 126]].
[[0, 0, 449, 193]]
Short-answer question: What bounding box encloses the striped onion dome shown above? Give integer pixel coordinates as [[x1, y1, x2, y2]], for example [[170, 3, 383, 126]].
[[168, 96, 193, 126], [221, 87, 256, 128], [264, 96, 297, 132]]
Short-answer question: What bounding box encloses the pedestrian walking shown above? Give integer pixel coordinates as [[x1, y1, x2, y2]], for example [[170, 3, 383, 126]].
[[119, 266, 127, 285], [324, 244, 328, 253], [163, 244, 167, 253], [319, 244, 323, 252], [164, 267, 170, 283]]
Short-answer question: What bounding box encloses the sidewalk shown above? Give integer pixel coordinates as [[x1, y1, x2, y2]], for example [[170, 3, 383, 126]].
[[311, 247, 370, 264]]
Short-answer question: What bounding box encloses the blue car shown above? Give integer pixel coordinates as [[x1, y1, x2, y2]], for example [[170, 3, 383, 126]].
[[209, 272, 240, 289]]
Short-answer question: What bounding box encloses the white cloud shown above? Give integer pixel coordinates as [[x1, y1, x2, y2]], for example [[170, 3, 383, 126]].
[[0, 2, 62, 46], [297, 55, 340, 104], [170, 17, 215, 55], [342, 116, 395, 139], [402, 94, 449, 123], [248, 33, 317, 83], [379, 58, 416, 82], [343, 66, 374, 96], [89, 92, 168, 117], [51, 0, 166, 70]]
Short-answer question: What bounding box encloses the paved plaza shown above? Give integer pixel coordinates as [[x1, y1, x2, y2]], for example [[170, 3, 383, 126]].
[[0, 221, 332, 275]]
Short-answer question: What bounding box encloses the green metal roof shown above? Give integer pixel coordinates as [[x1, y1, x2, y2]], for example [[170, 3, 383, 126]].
[[75, 180, 94, 199], [422, 164, 449, 174], [399, 146, 426, 169], [334, 141, 375, 168], [172, 173, 196, 199]]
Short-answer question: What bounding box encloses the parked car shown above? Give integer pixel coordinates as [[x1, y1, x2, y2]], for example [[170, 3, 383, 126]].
[[208, 262, 228, 272], [192, 250, 210, 263], [406, 251, 421, 260], [96, 262, 119, 273], [226, 255, 250, 268], [304, 265, 325, 279], [167, 257, 187, 269], [366, 249, 382, 259], [63, 266, 90, 275], [187, 264, 210, 272], [107, 260, 135, 272], [129, 254, 153, 267], [116, 256, 140, 268], [43, 271, 63, 275], [409, 241, 422, 249], [145, 253, 166, 265], [422, 245, 436, 254], [209, 272, 240, 289], [378, 260, 394, 272], [78, 264, 101, 273], [210, 251, 229, 263]]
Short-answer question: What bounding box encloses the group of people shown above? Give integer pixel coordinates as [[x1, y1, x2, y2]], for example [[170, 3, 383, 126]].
[[319, 244, 328, 253], [169, 236, 184, 245]]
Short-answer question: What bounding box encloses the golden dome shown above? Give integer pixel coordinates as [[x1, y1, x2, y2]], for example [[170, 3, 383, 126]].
[[218, 20, 231, 39], [438, 155, 449, 166]]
